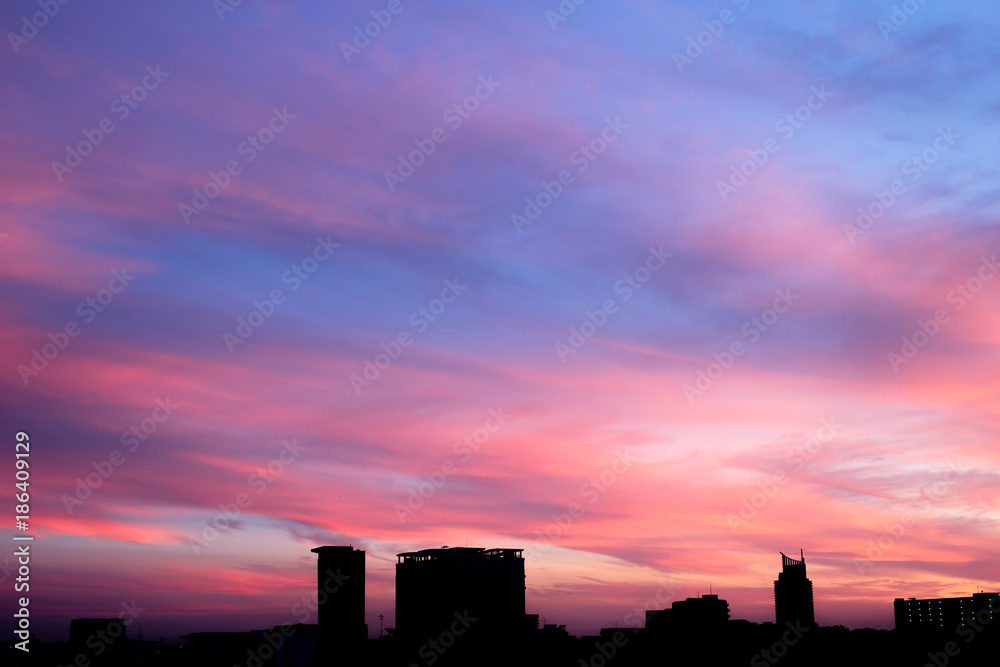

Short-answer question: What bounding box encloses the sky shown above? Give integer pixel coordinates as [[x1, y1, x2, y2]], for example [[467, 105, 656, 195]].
[[1, 0, 999, 642]]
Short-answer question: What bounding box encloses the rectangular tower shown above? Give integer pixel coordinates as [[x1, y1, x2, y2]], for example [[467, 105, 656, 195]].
[[774, 550, 816, 628], [395, 547, 525, 642], [311, 546, 366, 664]]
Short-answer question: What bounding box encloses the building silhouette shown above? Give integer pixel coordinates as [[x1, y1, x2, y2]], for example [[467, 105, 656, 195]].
[[894, 592, 1000, 631], [774, 550, 816, 628], [34, 545, 1000, 667], [646, 593, 730, 632], [395, 546, 526, 641], [311, 545, 366, 664], [68, 618, 127, 648]]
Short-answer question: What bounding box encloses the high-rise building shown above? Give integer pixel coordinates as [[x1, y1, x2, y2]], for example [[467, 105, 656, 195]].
[[395, 547, 526, 641], [311, 546, 367, 663], [774, 550, 816, 628], [894, 593, 1000, 631]]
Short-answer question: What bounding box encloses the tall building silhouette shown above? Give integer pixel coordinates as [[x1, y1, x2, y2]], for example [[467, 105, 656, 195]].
[[774, 550, 816, 628], [311, 546, 366, 664], [395, 547, 526, 641]]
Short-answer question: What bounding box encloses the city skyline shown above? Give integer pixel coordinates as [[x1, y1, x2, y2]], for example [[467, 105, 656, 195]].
[[20, 542, 996, 642], [2, 0, 998, 649], [30, 544, 1000, 667]]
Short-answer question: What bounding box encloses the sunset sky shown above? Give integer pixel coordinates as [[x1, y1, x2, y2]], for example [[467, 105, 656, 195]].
[[2, 0, 999, 641]]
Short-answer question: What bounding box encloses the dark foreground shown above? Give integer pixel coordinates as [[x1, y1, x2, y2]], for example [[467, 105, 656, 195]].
[[4, 618, 999, 667]]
